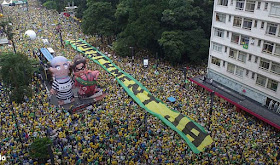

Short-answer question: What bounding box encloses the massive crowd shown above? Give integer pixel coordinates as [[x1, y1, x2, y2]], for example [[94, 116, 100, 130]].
[[0, 0, 280, 164]]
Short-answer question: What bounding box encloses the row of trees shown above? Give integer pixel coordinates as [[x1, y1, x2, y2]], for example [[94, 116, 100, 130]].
[[81, 0, 214, 64], [39, 0, 214, 64]]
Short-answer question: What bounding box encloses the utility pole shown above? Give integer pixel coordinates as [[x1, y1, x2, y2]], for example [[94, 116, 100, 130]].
[[209, 91, 215, 129], [130, 47, 134, 73], [156, 52, 158, 69], [183, 67, 187, 82]]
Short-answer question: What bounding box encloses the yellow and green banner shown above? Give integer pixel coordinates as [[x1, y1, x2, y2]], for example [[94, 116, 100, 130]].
[[66, 39, 213, 153]]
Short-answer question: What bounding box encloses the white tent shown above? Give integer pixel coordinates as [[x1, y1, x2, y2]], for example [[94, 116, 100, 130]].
[[1, 0, 9, 6]]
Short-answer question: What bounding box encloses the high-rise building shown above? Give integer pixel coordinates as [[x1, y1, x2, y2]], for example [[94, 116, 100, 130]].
[[208, 0, 280, 107]]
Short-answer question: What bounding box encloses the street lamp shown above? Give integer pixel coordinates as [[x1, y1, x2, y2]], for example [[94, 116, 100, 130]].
[[56, 23, 64, 48]]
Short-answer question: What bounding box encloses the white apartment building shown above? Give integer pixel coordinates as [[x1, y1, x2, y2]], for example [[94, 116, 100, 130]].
[[208, 0, 280, 106]]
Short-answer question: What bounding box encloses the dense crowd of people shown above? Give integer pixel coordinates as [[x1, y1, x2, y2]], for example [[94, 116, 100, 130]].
[[0, 0, 279, 164]]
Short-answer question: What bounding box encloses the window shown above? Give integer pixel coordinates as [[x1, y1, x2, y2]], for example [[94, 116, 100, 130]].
[[257, 1, 261, 9], [270, 3, 280, 17], [238, 51, 247, 63], [218, 0, 228, 6], [227, 63, 235, 73], [233, 16, 242, 27], [212, 42, 223, 52], [211, 57, 221, 66], [271, 62, 280, 75], [265, 3, 268, 10], [246, 69, 249, 76], [245, 1, 255, 12], [255, 56, 258, 63], [225, 46, 227, 52], [267, 79, 278, 91], [214, 28, 224, 38], [252, 72, 255, 79], [236, 0, 245, 10], [266, 23, 277, 35], [248, 54, 252, 61], [261, 22, 264, 29], [216, 13, 226, 23], [258, 40, 261, 46], [274, 44, 280, 56], [231, 33, 240, 44], [254, 20, 258, 28], [262, 41, 274, 54], [227, 31, 229, 38], [228, 15, 231, 22], [229, 48, 238, 59], [259, 58, 270, 70], [240, 35, 249, 45], [243, 19, 253, 30], [256, 74, 266, 87], [223, 61, 225, 67], [235, 66, 244, 77]]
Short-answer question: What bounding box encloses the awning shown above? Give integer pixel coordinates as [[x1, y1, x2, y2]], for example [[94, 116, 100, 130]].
[[40, 48, 53, 62]]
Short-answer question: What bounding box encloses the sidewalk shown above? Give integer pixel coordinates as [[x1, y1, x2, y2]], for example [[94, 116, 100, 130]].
[[190, 76, 280, 130]]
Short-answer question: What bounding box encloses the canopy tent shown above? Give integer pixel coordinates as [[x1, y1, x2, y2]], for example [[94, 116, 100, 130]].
[[1, 0, 9, 6], [40, 48, 53, 62], [167, 97, 176, 103]]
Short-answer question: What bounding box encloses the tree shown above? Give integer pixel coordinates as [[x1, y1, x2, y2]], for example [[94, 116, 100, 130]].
[[0, 52, 38, 103], [29, 137, 52, 163], [114, 0, 167, 55], [82, 1, 116, 43], [158, 31, 184, 64], [182, 29, 209, 63], [42, 1, 56, 10], [0, 19, 16, 54], [76, 0, 87, 19]]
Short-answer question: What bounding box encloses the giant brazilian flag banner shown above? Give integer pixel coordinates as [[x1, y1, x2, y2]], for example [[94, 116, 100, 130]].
[[66, 39, 213, 153]]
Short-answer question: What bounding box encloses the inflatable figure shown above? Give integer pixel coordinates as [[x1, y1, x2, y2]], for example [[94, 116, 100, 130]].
[[72, 55, 101, 98], [49, 56, 74, 105]]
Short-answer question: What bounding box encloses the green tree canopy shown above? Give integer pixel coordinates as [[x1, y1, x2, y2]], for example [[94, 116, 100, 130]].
[[158, 30, 184, 64], [29, 137, 52, 163], [42, 1, 56, 10], [82, 1, 116, 38], [0, 52, 38, 103]]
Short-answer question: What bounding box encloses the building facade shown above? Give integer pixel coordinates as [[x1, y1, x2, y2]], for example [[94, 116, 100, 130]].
[[208, 0, 280, 106]]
